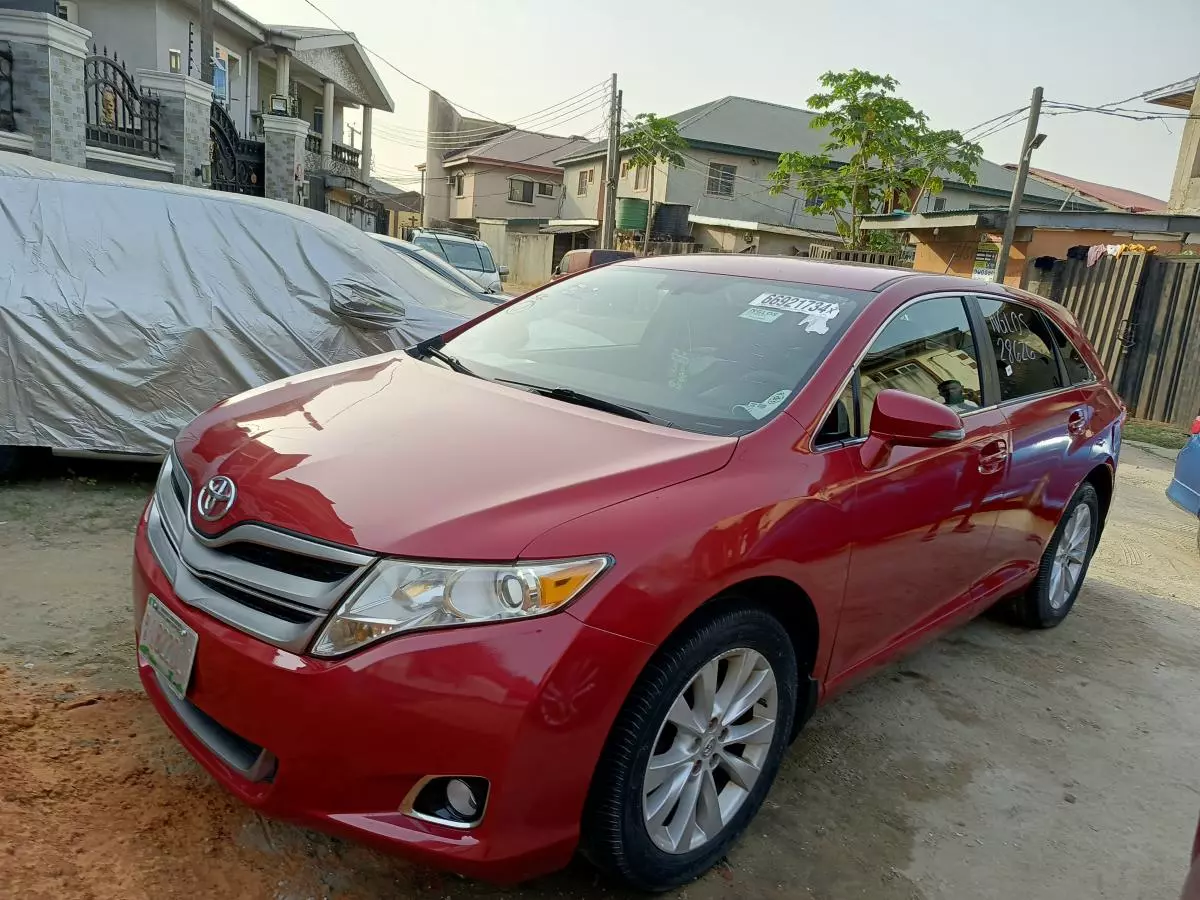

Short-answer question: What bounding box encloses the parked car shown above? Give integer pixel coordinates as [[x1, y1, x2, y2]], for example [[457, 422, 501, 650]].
[[1167, 415, 1200, 550], [555, 247, 636, 278], [0, 152, 491, 475], [410, 228, 507, 292], [133, 255, 1122, 890], [370, 234, 511, 303]]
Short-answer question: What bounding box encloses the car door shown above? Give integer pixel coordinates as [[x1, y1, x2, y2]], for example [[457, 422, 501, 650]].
[[824, 294, 1012, 686], [972, 296, 1104, 577]]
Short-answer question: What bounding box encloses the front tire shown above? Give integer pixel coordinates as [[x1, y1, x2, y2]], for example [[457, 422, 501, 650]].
[[581, 605, 797, 891], [1011, 483, 1100, 628]]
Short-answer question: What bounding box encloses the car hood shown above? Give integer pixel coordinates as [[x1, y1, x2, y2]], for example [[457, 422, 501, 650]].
[[175, 353, 736, 558]]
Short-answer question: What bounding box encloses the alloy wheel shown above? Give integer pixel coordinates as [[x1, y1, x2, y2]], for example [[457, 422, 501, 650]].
[[642, 648, 779, 854], [1050, 504, 1093, 610]]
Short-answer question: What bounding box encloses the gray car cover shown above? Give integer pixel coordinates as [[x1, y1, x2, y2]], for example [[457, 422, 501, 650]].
[[0, 152, 491, 456]]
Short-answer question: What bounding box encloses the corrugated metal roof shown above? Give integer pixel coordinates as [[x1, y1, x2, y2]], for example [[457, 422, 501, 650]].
[[555, 95, 1085, 203], [1017, 166, 1167, 213], [444, 130, 594, 170]]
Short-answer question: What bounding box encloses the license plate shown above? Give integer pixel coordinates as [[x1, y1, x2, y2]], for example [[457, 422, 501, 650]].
[[139, 594, 198, 702]]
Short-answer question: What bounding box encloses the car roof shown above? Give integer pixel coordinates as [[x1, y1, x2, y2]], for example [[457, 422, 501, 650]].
[[623, 253, 920, 292], [413, 230, 481, 245]]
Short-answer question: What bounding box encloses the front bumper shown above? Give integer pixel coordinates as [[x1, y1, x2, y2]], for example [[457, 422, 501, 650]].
[[132, 517, 651, 882]]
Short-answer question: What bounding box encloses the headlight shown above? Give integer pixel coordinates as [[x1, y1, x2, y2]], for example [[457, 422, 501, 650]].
[[311, 556, 611, 657]]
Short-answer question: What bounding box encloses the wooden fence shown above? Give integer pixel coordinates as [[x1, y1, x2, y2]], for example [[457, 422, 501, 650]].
[[1032, 253, 1200, 428]]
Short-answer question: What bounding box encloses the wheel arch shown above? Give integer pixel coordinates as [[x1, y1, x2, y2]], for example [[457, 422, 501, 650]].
[[666, 575, 821, 740], [1083, 462, 1114, 536]]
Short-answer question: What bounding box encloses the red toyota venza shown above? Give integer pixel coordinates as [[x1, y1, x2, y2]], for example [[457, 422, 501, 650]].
[[133, 256, 1122, 890]]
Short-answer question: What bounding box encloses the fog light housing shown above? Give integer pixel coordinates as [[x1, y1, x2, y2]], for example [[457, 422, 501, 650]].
[[446, 778, 479, 818], [403, 775, 489, 829]]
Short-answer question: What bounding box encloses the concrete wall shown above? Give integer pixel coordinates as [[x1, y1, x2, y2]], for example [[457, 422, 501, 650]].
[[691, 223, 816, 257], [450, 163, 561, 221], [1167, 83, 1200, 213], [507, 232, 553, 285], [424, 90, 506, 227], [76, 0, 157, 73], [559, 158, 604, 220]]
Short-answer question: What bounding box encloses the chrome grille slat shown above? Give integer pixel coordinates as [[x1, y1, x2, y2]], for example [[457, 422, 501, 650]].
[[146, 455, 374, 652]]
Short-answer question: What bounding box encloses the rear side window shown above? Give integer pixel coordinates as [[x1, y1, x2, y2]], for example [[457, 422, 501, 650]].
[[1044, 317, 1095, 385], [975, 298, 1064, 402]]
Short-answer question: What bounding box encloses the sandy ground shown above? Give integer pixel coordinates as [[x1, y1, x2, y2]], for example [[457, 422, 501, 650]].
[[1, 445, 1197, 900]]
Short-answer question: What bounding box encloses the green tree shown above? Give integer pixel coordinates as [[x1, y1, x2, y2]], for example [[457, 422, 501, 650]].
[[768, 70, 982, 249], [620, 112, 687, 254]]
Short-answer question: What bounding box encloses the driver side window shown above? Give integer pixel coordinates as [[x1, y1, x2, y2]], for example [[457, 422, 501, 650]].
[[860, 296, 981, 432], [817, 296, 981, 444]]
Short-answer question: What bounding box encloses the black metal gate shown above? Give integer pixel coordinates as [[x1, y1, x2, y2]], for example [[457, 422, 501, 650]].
[[210, 103, 264, 196]]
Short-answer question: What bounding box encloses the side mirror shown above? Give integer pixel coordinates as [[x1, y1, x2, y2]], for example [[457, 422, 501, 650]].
[[498, 264, 510, 278], [329, 281, 405, 331], [861, 389, 964, 468]]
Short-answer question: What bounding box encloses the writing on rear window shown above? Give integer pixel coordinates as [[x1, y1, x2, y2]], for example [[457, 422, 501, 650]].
[[986, 309, 1044, 364]]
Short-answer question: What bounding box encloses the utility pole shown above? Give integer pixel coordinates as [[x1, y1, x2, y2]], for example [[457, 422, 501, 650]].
[[347, 122, 360, 149], [199, 0, 214, 85], [600, 74, 621, 250], [995, 86, 1043, 284]]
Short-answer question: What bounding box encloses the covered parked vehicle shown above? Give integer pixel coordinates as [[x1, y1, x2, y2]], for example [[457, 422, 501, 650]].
[[0, 153, 490, 472]]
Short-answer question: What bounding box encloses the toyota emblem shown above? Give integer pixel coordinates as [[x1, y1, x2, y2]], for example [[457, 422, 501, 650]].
[[196, 475, 237, 522]]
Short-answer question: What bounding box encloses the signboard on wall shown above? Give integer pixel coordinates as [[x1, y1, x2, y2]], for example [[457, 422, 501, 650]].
[[973, 246, 999, 281]]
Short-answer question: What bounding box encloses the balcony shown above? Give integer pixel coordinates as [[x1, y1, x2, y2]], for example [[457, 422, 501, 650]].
[[305, 131, 361, 177]]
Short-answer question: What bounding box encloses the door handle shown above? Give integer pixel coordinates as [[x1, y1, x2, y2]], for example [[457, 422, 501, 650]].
[[1068, 409, 1088, 436], [978, 439, 1009, 475]]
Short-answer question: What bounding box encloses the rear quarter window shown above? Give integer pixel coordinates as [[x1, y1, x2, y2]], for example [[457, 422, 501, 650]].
[[1044, 317, 1095, 385]]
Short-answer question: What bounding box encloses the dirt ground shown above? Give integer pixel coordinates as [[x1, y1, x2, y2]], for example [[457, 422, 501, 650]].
[[1, 445, 1198, 900]]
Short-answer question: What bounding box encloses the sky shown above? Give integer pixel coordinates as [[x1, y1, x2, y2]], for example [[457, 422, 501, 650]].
[[239, 0, 1200, 200]]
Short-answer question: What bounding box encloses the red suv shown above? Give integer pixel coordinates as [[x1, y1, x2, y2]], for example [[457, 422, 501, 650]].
[[133, 256, 1122, 890]]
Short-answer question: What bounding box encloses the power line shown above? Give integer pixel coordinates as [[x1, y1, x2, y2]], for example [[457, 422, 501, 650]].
[[374, 89, 609, 151], [378, 81, 610, 141]]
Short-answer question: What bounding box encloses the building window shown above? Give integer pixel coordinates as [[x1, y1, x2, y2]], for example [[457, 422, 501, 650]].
[[577, 169, 590, 195], [453, 174, 464, 197], [509, 178, 535, 204], [634, 165, 650, 191], [706, 162, 736, 197], [537, 182, 554, 197], [932, 197, 946, 212], [313, 107, 325, 136], [620, 161, 630, 179], [802, 191, 823, 209]]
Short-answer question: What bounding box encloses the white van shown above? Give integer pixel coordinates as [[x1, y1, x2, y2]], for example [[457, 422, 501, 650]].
[[410, 229, 508, 293]]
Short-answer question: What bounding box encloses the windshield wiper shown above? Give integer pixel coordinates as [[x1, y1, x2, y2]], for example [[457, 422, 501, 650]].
[[409, 336, 479, 377], [494, 379, 667, 425]]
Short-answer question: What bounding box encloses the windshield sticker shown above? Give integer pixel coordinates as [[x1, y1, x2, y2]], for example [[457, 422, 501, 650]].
[[668, 348, 690, 390], [748, 293, 841, 334], [739, 307, 783, 324], [734, 389, 791, 420]]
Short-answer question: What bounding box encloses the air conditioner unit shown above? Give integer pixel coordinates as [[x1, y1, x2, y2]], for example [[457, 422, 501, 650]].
[[57, 1, 79, 24]]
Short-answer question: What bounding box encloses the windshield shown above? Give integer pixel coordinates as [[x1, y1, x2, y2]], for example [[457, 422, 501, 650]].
[[378, 241, 488, 294], [445, 265, 869, 436], [414, 235, 495, 273]]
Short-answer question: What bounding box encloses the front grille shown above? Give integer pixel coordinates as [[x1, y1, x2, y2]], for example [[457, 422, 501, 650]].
[[146, 454, 375, 651], [216, 542, 357, 583]]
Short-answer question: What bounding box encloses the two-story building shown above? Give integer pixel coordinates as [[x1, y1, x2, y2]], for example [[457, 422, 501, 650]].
[[553, 95, 1101, 255], [0, 0, 393, 231]]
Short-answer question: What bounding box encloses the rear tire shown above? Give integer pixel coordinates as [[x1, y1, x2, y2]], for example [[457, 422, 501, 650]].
[[1010, 483, 1100, 628], [581, 605, 797, 891]]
